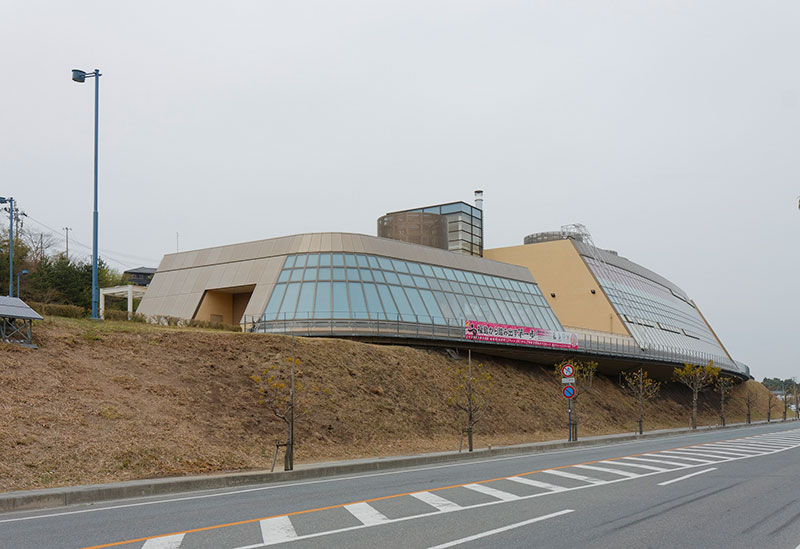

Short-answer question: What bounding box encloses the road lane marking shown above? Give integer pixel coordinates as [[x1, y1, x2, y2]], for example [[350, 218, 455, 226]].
[[681, 448, 752, 457], [701, 444, 764, 454], [141, 534, 184, 548], [260, 516, 297, 544], [621, 456, 690, 467], [410, 492, 462, 512], [344, 502, 390, 525], [660, 450, 732, 461], [79, 428, 800, 549], [573, 464, 640, 478], [464, 483, 520, 501], [657, 468, 717, 486], [12, 426, 794, 527], [507, 476, 567, 492], [542, 469, 605, 484], [654, 452, 716, 463], [601, 460, 668, 472], [425, 509, 574, 549]]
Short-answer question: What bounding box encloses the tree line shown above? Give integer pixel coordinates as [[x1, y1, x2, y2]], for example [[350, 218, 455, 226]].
[[0, 227, 127, 309]]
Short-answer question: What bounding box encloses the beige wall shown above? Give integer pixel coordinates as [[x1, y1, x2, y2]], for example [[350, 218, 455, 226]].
[[232, 292, 252, 325], [485, 240, 629, 336], [194, 291, 234, 324]]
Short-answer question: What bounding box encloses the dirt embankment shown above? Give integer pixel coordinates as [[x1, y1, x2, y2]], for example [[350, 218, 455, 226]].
[[0, 317, 781, 492]]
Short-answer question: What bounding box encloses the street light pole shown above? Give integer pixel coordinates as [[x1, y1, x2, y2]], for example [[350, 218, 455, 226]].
[[0, 196, 13, 297], [72, 68, 102, 319], [16, 269, 28, 298]]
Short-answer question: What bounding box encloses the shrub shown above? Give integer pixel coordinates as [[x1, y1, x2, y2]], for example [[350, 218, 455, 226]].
[[27, 301, 87, 319]]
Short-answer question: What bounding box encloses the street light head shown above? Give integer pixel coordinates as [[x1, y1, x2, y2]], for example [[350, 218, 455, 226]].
[[0, 197, 7, 204], [21, 269, 28, 275], [72, 69, 87, 83]]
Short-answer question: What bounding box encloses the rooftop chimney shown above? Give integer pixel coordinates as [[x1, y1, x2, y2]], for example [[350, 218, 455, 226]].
[[474, 189, 483, 211]]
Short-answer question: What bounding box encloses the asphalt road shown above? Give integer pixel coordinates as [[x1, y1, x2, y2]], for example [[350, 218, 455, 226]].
[[2, 422, 799, 549]]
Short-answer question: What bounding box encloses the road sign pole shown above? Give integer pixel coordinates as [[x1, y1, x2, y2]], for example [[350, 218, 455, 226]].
[[568, 398, 572, 442]]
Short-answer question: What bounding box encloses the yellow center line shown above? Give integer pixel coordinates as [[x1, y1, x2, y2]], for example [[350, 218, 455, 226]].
[[80, 434, 783, 549]]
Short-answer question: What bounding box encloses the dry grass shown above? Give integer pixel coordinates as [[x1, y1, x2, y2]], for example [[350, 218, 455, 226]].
[[0, 317, 780, 492]]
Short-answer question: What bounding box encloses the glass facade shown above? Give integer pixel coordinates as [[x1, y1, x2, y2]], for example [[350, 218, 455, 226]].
[[405, 202, 483, 256], [262, 252, 561, 330], [584, 258, 729, 357]]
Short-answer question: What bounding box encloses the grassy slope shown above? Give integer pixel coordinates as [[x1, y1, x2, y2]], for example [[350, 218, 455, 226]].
[[0, 317, 782, 491]]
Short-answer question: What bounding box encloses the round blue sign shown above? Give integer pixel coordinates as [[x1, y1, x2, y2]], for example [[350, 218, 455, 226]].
[[562, 386, 575, 399]]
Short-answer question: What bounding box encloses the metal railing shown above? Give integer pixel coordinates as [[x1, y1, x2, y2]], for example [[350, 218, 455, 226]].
[[241, 314, 750, 377]]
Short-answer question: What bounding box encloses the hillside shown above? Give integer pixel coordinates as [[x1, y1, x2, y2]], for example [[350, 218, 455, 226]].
[[0, 317, 781, 492]]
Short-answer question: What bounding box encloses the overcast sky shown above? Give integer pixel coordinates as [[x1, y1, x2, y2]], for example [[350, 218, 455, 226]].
[[2, 1, 798, 380]]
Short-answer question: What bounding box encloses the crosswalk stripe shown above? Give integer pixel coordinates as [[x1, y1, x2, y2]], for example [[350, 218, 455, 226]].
[[464, 483, 520, 501], [344, 502, 390, 526], [573, 464, 639, 478], [705, 444, 769, 453], [683, 447, 752, 457], [603, 460, 668, 472], [260, 516, 297, 545], [142, 534, 184, 549], [507, 476, 567, 492], [542, 469, 605, 484], [621, 456, 691, 467], [410, 491, 461, 512], [657, 451, 719, 462]]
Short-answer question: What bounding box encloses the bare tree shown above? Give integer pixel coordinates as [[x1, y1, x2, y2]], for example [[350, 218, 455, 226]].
[[783, 383, 789, 422], [554, 359, 597, 441], [449, 349, 493, 452], [716, 376, 733, 427], [251, 338, 302, 471], [673, 361, 721, 429], [620, 367, 661, 435], [744, 385, 754, 425], [767, 391, 776, 423], [21, 227, 54, 264]]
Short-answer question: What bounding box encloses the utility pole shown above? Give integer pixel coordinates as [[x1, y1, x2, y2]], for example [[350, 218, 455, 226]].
[[63, 227, 72, 260]]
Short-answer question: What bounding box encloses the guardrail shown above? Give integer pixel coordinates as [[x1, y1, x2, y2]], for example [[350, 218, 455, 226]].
[[241, 315, 749, 377]]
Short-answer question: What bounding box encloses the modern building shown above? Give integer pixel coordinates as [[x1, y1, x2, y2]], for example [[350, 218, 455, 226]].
[[485, 224, 745, 376], [137, 200, 749, 379], [124, 267, 157, 287], [378, 192, 484, 257]]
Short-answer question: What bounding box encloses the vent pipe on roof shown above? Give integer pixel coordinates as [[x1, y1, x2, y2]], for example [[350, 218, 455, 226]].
[[474, 189, 483, 211]]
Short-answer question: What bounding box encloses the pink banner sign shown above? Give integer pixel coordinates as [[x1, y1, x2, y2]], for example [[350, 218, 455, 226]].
[[464, 320, 579, 350]]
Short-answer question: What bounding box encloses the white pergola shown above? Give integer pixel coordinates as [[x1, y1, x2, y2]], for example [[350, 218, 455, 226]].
[[100, 285, 148, 319]]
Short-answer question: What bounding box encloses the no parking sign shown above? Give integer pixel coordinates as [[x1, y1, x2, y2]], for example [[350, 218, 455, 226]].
[[562, 386, 575, 399]]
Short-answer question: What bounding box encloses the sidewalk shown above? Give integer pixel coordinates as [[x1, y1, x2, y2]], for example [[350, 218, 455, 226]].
[[0, 419, 791, 513]]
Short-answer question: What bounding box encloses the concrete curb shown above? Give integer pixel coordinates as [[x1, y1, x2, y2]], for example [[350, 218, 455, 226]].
[[1, 419, 794, 513]]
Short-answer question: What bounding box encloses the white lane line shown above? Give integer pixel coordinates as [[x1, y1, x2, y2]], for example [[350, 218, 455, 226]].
[[464, 483, 520, 501], [142, 534, 185, 549], [410, 491, 461, 512], [426, 509, 574, 549], [620, 456, 691, 467], [573, 464, 640, 478], [507, 476, 567, 492], [658, 468, 717, 486], [542, 469, 605, 484], [260, 516, 297, 545], [602, 460, 668, 472], [654, 452, 716, 463], [344, 502, 390, 525]]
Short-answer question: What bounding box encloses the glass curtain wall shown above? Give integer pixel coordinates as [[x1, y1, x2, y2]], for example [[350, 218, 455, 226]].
[[262, 252, 561, 330], [584, 258, 728, 357]]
